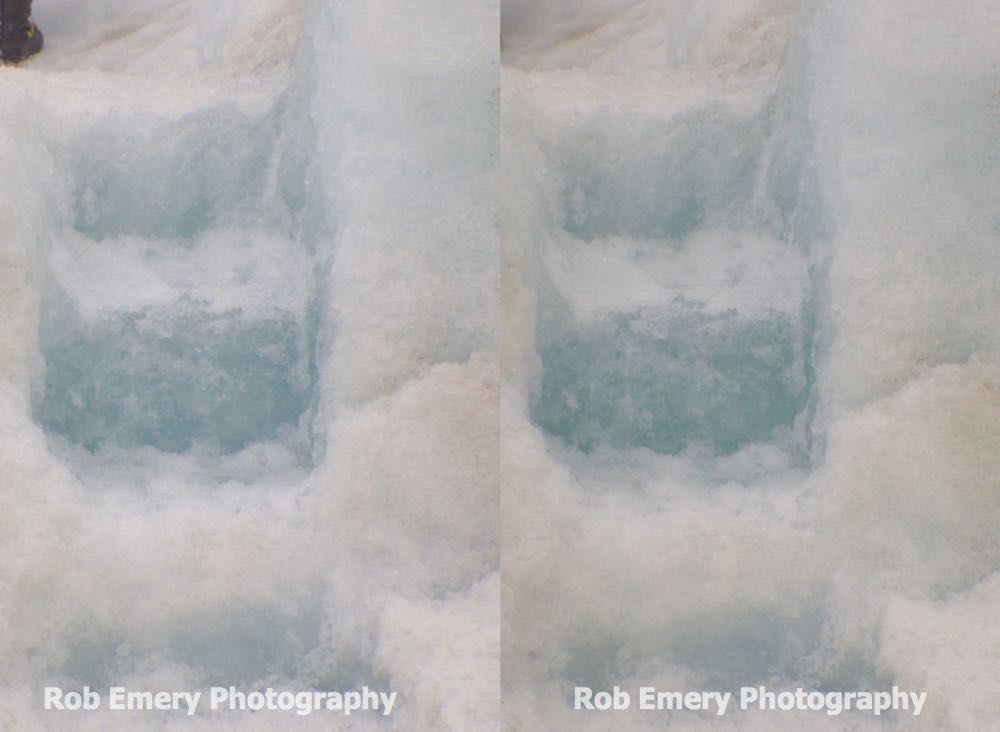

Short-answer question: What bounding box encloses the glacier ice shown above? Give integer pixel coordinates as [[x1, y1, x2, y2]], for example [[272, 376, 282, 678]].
[[517, 3, 823, 462], [1, 0, 997, 729], [0, 0, 499, 730], [502, 0, 1000, 729]]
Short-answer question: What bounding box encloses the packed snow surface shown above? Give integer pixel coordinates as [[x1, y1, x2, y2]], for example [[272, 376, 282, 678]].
[[0, 0, 498, 730], [502, 0, 1000, 729]]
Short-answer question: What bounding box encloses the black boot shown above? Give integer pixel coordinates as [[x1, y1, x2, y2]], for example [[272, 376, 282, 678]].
[[1, 0, 43, 63]]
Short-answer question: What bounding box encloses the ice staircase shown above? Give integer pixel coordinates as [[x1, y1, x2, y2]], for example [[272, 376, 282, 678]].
[[25, 0, 326, 466]]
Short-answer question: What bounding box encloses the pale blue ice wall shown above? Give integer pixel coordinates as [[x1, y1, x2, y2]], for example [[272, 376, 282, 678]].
[[518, 3, 828, 462], [33, 9, 330, 459]]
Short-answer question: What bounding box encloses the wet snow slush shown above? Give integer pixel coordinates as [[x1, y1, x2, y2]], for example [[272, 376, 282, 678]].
[[502, 0, 1000, 730], [0, 1, 498, 730]]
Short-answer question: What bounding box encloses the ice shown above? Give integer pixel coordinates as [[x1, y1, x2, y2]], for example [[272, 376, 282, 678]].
[[511, 2, 821, 461], [503, 0, 1000, 729], [21, 0, 326, 460], [0, 0, 498, 730], [534, 305, 807, 455]]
